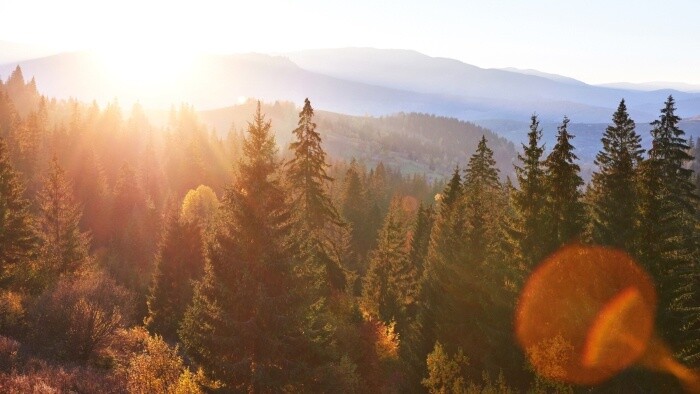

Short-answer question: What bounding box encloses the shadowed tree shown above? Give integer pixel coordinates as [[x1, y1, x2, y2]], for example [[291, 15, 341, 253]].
[[0, 138, 36, 289], [36, 156, 90, 287], [180, 102, 304, 391], [588, 99, 644, 250], [544, 116, 584, 250]]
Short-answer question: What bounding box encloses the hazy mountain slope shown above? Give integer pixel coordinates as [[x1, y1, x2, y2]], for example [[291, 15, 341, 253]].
[[199, 101, 518, 179], [0, 41, 57, 65], [0, 51, 620, 122], [287, 48, 700, 121]]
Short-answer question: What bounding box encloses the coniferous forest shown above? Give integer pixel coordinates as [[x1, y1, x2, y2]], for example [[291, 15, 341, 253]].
[[0, 66, 699, 393]]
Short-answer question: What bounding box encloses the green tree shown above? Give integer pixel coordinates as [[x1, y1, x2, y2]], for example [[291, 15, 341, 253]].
[[180, 102, 302, 391], [463, 135, 501, 266], [341, 159, 370, 271], [145, 210, 205, 341], [362, 198, 418, 335], [512, 115, 548, 269], [422, 341, 469, 394], [36, 156, 90, 286], [544, 116, 584, 249], [287, 98, 346, 291], [637, 96, 700, 362], [408, 202, 434, 274], [0, 138, 35, 289], [588, 99, 644, 250]]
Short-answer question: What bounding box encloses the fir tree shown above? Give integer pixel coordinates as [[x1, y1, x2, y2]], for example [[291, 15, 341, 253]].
[[340, 159, 370, 271], [638, 96, 700, 363], [36, 156, 90, 285], [463, 135, 501, 266], [0, 138, 35, 288], [408, 202, 434, 274], [287, 98, 346, 291], [544, 116, 584, 249], [588, 99, 644, 250], [145, 209, 205, 341], [362, 198, 418, 335], [180, 102, 303, 390], [513, 115, 548, 268]]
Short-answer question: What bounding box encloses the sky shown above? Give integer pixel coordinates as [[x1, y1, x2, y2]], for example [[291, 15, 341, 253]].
[[2, 0, 699, 85]]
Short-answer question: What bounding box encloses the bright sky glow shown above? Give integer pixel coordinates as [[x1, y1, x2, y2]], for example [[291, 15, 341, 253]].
[[2, 0, 700, 84]]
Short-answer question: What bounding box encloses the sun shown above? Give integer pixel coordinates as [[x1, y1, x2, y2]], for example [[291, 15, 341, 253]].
[[97, 41, 198, 97]]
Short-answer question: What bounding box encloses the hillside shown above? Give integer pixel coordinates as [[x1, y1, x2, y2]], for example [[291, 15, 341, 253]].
[[200, 100, 518, 179], [3, 48, 700, 126]]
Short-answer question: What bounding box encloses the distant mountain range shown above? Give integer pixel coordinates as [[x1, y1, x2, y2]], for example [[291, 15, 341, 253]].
[[2, 46, 699, 180], [1, 47, 699, 125]]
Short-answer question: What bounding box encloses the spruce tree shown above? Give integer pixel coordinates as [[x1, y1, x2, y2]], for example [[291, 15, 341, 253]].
[[362, 198, 418, 336], [638, 96, 700, 363], [588, 99, 644, 250], [463, 135, 501, 266], [408, 202, 434, 274], [180, 102, 303, 390], [36, 156, 90, 285], [287, 98, 346, 291], [340, 159, 370, 271], [544, 116, 584, 249], [513, 115, 548, 268], [145, 209, 205, 341], [0, 138, 35, 288]]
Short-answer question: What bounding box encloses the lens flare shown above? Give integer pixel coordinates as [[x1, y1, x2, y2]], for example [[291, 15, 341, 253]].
[[515, 244, 656, 385]]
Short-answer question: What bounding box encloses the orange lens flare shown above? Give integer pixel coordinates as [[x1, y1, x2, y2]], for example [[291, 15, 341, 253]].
[[515, 244, 657, 386]]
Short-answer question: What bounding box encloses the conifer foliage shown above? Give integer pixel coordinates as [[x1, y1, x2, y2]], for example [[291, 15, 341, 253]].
[[588, 99, 644, 250], [0, 138, 35, 288], [287, 98, 346, 291], [544, 116, 584, 249], [36, 156, 90, 286], [513, 115, 548, 268], [179, 102, 301, 391]]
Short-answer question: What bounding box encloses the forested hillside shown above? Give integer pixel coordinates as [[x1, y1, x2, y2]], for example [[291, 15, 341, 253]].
[[0, 66, 699, 392]]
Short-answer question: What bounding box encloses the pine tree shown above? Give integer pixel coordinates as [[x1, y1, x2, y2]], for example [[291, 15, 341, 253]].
[[408, 202, 434, 274], [36, 156, 90, 285], [588, 99, 644, 250], [463, 135, 501, 266], [341, 159, 370, 271], [287, 98, 346, 291], [0, 138, 36, 288], [145, 209, 205, 341], [180, 102, 303, 390], [637, 96, 700, 363], [362, 198, 418, 336], [513, 115, 548, 268], [544, 116, 584, 249]]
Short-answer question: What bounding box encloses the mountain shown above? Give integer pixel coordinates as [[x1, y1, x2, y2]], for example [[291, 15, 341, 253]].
[[4, 48, 700, 125], [198, 100, 517, 180], [499, 67, 587, 85], [599, 81, 700, 93], [0, 41, 57, 65], [286, 48, 700, 122]]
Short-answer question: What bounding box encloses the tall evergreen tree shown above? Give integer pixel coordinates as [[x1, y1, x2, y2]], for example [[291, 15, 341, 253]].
[[287, 98, 346, 291], [637, 96, 700, 363], [408, 202, 434, 275], [180, 102, 303, 390], [0, 138, 35, 288], [36, 156, 90, 285], [544, 116, 584, 249], [588, 99, 644, 250], [513, 115, 548, 268], [340, 159, 371, 271], [463, 135, 501, 266], [145, 209, 205, 341], [362, 198, 418, 336]]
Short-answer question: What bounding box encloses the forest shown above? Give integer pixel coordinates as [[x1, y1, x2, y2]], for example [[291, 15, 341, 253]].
[[0, 65, 699, 393]]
